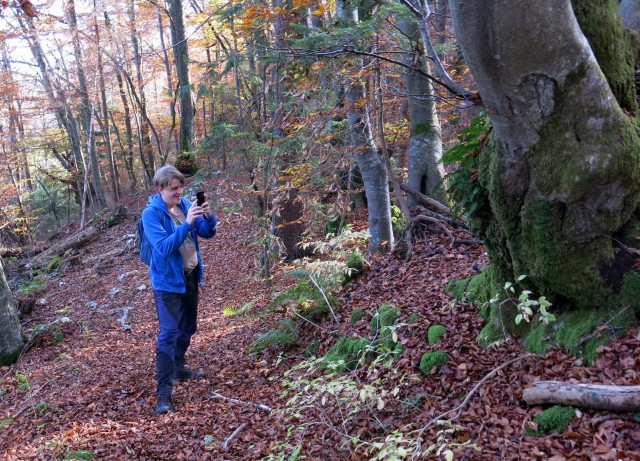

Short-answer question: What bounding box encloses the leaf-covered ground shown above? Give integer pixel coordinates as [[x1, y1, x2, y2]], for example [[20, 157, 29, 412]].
[[2, 177, 639, 460]]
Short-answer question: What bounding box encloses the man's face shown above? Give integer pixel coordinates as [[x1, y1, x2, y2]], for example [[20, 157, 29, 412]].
[[158, 178, 184, 208]]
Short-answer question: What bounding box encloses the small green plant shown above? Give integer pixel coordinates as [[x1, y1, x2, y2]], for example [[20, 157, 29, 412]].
[[524, 406, 576, 437], [427, 325, 447, 344], [63, 451, 97, 460], [490, 275, 555, 325], [407, 313, 419, 324], [16, 373, 30, 390], [350, 308, 365, 324], [35, 401, 52, 416], [44, 255, 63, 273], [0, 418, 13, 430], [304, 340, 319, 358], [222, 300, 255, 316], [419, 351, 450, 375], [17, 276, 46, 295], [260, 444, 302, 461]]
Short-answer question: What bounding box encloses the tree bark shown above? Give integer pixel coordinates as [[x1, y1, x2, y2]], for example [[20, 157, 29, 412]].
[[128, 0, 155, 184], [0, 259, 25, 366], [338, 0, 394, 254], [167, 0, 195, 154], [449, 0, 640, 347], [399, 0, 446, 205], [68, 0, 106, 209], [523, 381, 640, 412]]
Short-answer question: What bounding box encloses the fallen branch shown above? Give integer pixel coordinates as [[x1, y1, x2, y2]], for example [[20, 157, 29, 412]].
[[400, 183, 452, 216], [27, 227, 98, 269], [223, 423, 247, 449], [522, 381, 640, 412], [413, 353, 535, 455], [308, 275, 340, 324], [210, 391, 272, 413]]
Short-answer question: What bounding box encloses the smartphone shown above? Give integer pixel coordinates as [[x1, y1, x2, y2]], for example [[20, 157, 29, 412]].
[[196, 191, 206, 206]]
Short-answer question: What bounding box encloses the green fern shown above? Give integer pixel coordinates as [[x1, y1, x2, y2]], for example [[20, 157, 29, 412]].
[[248, 329, 298, 353], [321, 336, 372, 372], [222, 300, 255, 317]]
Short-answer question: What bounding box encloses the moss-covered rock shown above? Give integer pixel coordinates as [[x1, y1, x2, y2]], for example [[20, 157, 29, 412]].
[[419, 351, 450, 375], [524, 406, 576, 437], [427, 325, 447, 345], [350, 308, 365, 324]]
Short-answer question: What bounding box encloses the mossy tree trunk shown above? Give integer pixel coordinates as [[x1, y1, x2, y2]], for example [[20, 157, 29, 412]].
[[449, 0, 640, 356], [0, 259, 24, 365]]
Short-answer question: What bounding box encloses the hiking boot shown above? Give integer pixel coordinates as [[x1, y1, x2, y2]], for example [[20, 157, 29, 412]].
[[155, 393, 173, 414], [174, 368, 204, 382]]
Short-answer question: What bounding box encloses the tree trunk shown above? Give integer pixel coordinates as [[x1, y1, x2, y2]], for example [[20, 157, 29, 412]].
[[449, 0, 640, 353], [399, 0, 446, 205], [68, 0, 106, 209], [338, 0, 394, 254], [128, 0, 155, 184], [94, 2, 119, 203], [0, 259, 24, 366], [523, 381, 640, 412], [167, 0, 195, 155]]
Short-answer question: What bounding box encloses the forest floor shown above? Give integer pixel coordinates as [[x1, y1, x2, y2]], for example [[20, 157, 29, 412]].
[[1, 174, 639, 461]]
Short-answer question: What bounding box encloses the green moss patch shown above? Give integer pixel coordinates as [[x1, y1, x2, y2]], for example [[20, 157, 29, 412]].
[[427, 325, 447, 345], [524, 406, 576, 437], [350, 308, 365, 324], [419, 351, 450, 375], [370, 304, 400, 334]]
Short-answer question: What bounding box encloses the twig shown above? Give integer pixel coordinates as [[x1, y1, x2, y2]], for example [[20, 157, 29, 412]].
[[308, 275, 340, 324], [412, 353, 535, 456], [292, 311, 336, 334], [223, 422, 247, 449], [210, 391, 272, 412]]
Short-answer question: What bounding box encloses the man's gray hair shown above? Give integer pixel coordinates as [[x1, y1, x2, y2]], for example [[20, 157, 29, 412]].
[[153, 165, 185, 189]]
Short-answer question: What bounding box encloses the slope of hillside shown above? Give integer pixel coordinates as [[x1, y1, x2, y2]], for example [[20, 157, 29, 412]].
[[1, 176, 639, 460]]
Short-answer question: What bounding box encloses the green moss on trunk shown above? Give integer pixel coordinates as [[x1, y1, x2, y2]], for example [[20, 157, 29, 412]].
[[572, 0, 638, 112]]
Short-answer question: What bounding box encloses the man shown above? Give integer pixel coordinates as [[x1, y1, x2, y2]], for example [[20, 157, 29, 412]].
[[142, 165, 217, 414]]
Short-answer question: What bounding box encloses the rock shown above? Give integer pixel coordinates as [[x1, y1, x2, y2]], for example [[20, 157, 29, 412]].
[[108, 287, 123, 298]]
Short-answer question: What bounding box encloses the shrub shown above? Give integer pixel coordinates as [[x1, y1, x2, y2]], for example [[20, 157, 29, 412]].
[[419, 351, 450, 375], [427, 325, 447, 344]]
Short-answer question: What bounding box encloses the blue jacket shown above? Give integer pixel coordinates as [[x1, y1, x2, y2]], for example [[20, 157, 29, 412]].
[[142, 193, 217, 292]]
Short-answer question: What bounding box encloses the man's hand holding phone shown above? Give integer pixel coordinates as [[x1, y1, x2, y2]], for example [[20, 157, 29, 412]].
[[194, 191, 211, 220]]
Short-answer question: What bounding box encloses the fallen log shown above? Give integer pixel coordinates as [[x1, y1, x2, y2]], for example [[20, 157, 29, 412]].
[[400, 183, 453, 216], [522, 381, 640, 412], [27, 227, 98, 269]]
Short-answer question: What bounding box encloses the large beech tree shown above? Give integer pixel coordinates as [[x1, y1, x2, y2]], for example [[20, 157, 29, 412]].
[[449, 0, 640, 353]]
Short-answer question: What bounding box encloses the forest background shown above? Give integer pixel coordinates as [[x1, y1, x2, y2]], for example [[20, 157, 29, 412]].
[[1, 0, 640, 459]]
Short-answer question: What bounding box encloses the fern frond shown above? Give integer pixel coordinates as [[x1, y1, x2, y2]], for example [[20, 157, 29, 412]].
[[247, 328, 298, 353]]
